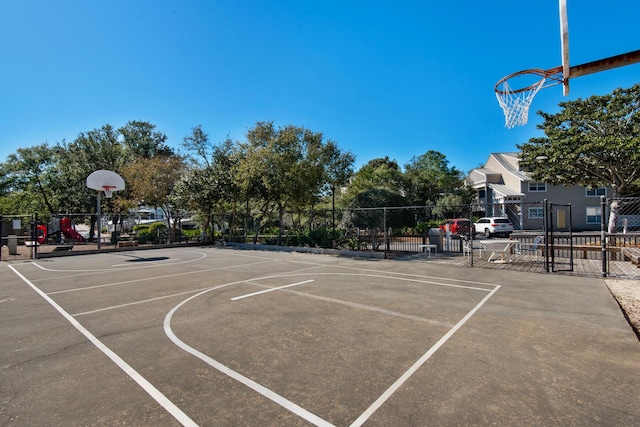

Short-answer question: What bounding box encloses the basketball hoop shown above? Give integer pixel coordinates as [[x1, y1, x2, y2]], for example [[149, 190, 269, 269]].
[[103, 186, 116, 199], [495, 0, 640, 129], [495, 67, 564, 128]]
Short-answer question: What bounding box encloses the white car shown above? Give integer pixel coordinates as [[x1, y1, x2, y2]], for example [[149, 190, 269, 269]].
[[474, 217, 514, 237]]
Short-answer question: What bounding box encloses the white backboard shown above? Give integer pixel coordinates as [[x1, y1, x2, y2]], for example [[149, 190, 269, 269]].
[[86, 169, 125, 192]]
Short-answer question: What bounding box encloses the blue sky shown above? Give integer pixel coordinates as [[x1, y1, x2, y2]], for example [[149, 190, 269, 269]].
[[1, 1, 639, 174]]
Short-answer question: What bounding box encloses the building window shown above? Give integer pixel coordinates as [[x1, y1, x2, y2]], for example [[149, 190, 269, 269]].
[[586, 206, 602, 224], [528, 182, 547, 192], [528, 206, 544, 219], [586, 187, 606, 197], [478, 189, 486, 199]]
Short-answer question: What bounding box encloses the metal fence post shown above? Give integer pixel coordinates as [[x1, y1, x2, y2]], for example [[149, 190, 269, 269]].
[[383, 208, 388, 259], [469, 203, 474, 267], [601, 196, 608, 277], [34, 211, 38, 259], [544, 199, 550, 272]]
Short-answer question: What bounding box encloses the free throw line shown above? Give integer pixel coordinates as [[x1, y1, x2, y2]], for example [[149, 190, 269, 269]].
[[230, 279, 314, 301]]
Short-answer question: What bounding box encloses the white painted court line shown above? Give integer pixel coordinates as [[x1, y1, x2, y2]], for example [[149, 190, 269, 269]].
[[164, 270, 501, 426], [277, 287, 456, 328], [164, 286, 335, 427], [46, 259, 277, 295], [8, 264, 199, 427], [230, 279, 314, 301], [29, 249, 208, 273], [349, 284, 501, 427], [215, 249, 501, 288], [246, 271, 494, 293], [18, 247, 502, 425], [72, 287, 216, 317]]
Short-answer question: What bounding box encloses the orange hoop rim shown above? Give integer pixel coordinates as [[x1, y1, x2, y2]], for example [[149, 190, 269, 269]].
[[495, 66, 564, 95]]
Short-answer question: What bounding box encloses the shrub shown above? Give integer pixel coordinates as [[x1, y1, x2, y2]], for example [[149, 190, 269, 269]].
[[133, 222, 167, 244]]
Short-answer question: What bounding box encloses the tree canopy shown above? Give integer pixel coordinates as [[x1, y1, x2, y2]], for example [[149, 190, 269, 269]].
[[518, 83, 640, 196], [518, 83, 640, 231], [404, 150, 464, 205], [1, 117, 468, 244]]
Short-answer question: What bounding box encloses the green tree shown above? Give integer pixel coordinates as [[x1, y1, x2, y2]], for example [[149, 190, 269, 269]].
[[403, 150, 464, 205], [172, 167, 217, 242], [1, 143, 63, 215], [343, 157, 407, 205], [343, 188, 410, 231], [59, 124, 130, 241], [236, 122, 353, 244], [177, 134, 243, 242], [60, 124, 126, 209], [119, 120, 173, 160], [518, 83, 640, 232], [121, 155, 186, 242], [432, 192, 474, 219], [182, 125, 213, 168]]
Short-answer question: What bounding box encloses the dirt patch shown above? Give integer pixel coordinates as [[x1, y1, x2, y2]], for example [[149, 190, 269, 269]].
[[605, 279, 640, 339]]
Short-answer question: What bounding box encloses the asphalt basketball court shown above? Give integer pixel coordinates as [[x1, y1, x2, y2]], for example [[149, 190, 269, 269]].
[[1, 245, 639, 426]]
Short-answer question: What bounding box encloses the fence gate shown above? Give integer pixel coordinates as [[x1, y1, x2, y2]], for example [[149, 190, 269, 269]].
[[548, 203, 574, 272]]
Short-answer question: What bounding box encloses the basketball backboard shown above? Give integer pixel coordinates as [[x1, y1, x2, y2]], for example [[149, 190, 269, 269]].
[[86, 170, 125, 198]]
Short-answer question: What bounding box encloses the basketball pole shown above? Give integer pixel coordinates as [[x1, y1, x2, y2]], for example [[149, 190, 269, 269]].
[[96, 191, 102, 250]]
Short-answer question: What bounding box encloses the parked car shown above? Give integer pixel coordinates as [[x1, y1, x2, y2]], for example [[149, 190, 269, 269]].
[[439, 218, 473, 237], [474, 217, 513, 237]]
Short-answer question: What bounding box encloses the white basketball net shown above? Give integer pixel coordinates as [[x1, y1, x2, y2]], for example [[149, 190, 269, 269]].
[[495, 77, 546, 128], [103, 186, 116, 198]]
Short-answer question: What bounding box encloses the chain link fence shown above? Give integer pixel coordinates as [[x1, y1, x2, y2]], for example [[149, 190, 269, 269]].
[[2, 197, 639, 279], [0, 214, 37, 261], [607, 197, 640, 279]]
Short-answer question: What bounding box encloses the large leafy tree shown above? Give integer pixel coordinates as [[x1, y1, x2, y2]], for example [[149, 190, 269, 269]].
[[119, 120, 174, 160], [120, 155, 186, 242], [403, 150, 464, 205], [178, 128, 243, 241], [343, 157, 407, 205], [60, 124, 127, 212], [237, 122, 354, 244], [343, 188, 410, 231], [518, 83, 640, 232], [172, 167, 218, 242], [1, 144, 63, 215], [182, 125, 213, 168]]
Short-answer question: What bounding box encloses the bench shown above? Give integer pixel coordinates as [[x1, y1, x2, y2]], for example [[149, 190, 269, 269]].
[[622, 247, 640, 266], [551, 244, 603, 259], [550, 244, 634, 261], [117, 241, 139, 248], [52, 245, 73, 252]]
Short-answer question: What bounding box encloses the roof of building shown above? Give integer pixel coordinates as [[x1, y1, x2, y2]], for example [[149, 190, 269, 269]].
[[488, 183, 524, 198], [490, 152, 530, 181], [466, 152, 531, 186]]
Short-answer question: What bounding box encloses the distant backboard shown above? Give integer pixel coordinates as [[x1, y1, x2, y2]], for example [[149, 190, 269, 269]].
[[86, 170, 125, 198]]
